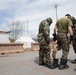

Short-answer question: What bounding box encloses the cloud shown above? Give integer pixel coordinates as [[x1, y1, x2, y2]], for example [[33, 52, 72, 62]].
[[0, 0, 76, 37]]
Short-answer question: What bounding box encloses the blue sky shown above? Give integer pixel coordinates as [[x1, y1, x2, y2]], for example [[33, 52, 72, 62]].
[[0, 0, 76, 37]]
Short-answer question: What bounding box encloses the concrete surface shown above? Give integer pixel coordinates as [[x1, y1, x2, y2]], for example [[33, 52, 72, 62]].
[[0, 48, 76, 75]]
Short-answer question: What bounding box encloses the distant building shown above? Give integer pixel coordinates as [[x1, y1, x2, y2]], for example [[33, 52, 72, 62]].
[[0, 31, 11, 34], [0, 30, 11, 43]]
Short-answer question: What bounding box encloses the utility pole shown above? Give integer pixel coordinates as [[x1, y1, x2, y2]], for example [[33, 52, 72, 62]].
[[27, 19, 29, 36], [54, 4, 58, 21]]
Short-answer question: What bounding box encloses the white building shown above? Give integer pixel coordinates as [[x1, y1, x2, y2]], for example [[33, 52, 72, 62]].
[[0, 30, 10, 43]]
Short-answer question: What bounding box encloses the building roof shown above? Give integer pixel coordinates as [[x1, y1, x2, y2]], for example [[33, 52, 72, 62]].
[[0, 31, 11, 34]]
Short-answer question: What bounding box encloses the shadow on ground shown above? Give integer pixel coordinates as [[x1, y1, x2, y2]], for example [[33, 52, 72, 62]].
[[34, 57, 39, 65], [74, 68, 76, 72]]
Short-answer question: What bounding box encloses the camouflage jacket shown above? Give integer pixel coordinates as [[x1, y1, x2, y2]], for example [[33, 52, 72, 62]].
[[37, 20, 50, 44]]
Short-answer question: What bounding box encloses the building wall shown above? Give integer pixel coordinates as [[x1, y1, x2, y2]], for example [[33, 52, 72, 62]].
[[0, 34, 9, 43]]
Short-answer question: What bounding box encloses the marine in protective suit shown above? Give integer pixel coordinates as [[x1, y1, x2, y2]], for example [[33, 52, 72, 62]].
[[70, 16, 76, 64], [37, 17, 52, 69]]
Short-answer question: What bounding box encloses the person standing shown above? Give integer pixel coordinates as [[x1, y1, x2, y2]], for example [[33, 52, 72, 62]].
[[70, 16, 76, 64], [65, 15, 76, 64], [53, 14, 73, 70], [37, 17, 52, 69]]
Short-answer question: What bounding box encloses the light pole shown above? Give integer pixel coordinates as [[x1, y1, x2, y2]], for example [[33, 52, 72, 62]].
[[54, 4, 58, 21], [27, 19, 29, 36]]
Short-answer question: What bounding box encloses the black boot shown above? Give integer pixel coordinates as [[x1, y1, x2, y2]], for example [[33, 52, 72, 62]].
[[39, 62, 46, 65], [50, 59, 59, 69], [71, 59, 76, 64], [58, 58, 69, 70], [47, 64, 53, 69]]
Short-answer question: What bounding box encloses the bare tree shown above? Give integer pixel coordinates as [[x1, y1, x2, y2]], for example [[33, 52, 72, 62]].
[[6, 19, 25, 42]]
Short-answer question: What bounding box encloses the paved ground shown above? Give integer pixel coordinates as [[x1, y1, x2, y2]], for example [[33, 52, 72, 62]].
[[0, 48, 76, 75]]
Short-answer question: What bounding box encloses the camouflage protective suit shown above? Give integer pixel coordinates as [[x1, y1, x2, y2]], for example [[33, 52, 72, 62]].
[[37, 18, 52, 66], [70, 16, 76, 63], [73, 26, 76, 53], [70, 16, 76, 53]]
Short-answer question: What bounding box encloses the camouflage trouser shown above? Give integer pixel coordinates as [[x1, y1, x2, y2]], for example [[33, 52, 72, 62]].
[[39, 43, 51, 65], [52, 33, 69, 60], [73, 35, 76, 53]]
